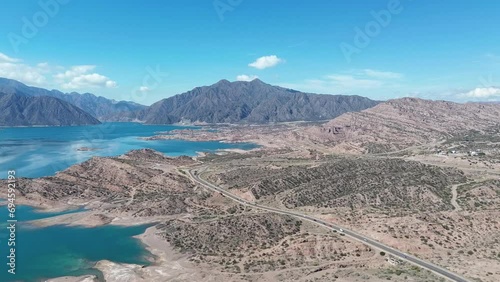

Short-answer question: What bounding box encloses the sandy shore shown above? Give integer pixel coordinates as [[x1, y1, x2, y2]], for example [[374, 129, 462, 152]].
[[28, 210, 113, 227], [47, 225, 203, 282], [8, 196, 83, 213], [29, 208, 180, 228], [46, 274, 98, 282], [94, 226, 205, 281]]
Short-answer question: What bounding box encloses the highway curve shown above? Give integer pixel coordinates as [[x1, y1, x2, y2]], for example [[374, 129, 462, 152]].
[[185, 166, 470, 282]]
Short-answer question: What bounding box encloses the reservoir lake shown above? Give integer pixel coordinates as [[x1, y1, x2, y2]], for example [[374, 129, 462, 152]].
[[0, 122, 257, 281], [0, 122, 257, 179], [0, 204, 153, 282]]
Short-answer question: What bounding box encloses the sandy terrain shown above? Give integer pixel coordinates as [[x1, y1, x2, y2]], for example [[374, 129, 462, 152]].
[[15, 117, 498, 282], [46, 275, 98, 282], [94, 226, 210, 282]]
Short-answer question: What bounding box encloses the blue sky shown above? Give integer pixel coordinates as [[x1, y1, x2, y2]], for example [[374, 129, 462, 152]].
[[1, 0, 499, 105]]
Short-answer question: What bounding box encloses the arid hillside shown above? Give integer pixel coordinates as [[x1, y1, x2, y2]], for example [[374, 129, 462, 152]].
[[307, 98, 500, 153], [206, 156, 467, 214], [15, 149, 203, 217], [201, 151, 500, 282], [9, 148, 446, 282]]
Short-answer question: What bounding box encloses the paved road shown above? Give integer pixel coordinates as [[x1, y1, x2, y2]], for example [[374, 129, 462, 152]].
[[186, 167, 470, 282]]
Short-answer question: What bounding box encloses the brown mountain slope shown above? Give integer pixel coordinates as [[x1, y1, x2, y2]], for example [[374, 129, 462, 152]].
[[307, 97, 500, 153]]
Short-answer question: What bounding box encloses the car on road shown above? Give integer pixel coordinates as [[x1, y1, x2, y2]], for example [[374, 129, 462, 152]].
[[339, 229, 343, 232]]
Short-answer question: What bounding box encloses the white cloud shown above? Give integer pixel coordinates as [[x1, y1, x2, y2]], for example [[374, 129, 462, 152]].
[[319, 69, 402, 89], [105, 80, 118, 88], [55, 65, 117, 89], [248, 55, 284, 69], [236, 74, 258, 81], [0, 52, 118, 91], [277, 69, 403, 95], [363, 69, 403, 79], [326, 74, 383, 88], [139, 86, 150, 93], [60, 73, 117, 89], [462, 87, 500, 98], [36, 62, 50, 69], [54, 65, 96, 80], [0, 52, 20, 63], [0, 60, 48, 85]]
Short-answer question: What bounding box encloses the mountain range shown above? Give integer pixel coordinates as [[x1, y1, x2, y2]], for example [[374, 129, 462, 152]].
[[0, 93, 100, 126], [0, 78, 146, 121], [0, 78, 380, 126], [138, 79, 379, 124]]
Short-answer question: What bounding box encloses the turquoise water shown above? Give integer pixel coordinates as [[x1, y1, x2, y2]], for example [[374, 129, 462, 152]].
[[0, 122, 258, 281], [0, 122, 257, 178], [0, 205, 153, 282]]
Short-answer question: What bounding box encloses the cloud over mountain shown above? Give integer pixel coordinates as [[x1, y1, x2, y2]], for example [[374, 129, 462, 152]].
[[55, 65, 117, 89], [249, 55, 284, 69], [0, 52, 117, 91], [462, 87, 500, 99], [236, 74, 259, 81]]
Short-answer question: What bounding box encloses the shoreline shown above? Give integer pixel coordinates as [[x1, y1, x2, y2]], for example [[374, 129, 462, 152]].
[[93, 225, 203, 281], [0, 139, 261, 282], [0, 197, 84, 213], [22, 207, 189, 282], [7, 197, 198, 280], [46, 275, 99, 282]]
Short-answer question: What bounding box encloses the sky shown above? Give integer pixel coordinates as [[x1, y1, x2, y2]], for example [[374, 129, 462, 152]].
[[0, 0, 499, 105]]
